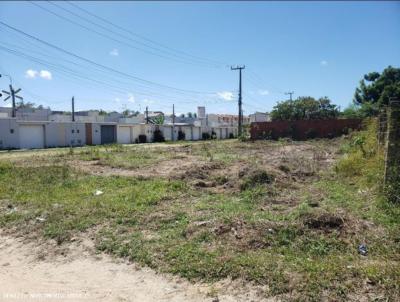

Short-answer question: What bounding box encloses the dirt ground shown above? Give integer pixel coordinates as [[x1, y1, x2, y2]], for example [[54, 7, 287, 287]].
[[0, 233, 266, 302], [1, 139, 362, 301]]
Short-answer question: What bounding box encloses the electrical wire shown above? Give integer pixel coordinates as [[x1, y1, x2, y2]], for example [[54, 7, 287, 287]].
[[0, 21, 217, 96]]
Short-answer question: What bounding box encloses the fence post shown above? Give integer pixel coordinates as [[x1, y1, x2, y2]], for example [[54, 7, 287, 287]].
[[384, 97, 400, 202], [377, 107, 387, 146]]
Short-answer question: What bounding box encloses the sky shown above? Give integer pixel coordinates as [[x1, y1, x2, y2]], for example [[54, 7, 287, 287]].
[[0, 1, 399, 115]]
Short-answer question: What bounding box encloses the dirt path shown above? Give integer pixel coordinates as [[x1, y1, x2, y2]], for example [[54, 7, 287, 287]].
[[0, 234, 265, 302]]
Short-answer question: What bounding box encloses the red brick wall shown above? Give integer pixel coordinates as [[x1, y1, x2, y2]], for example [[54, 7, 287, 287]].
[[250, 119, 362, 140]]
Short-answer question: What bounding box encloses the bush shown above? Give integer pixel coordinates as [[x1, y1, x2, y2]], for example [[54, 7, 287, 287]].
[[138, 134, 147, 144], [153, 130, 165, 142], [211, 131, 217, 139], [177, 130, 185, 141], [202, 132, 210, 140], [229, 133, 235, 139]]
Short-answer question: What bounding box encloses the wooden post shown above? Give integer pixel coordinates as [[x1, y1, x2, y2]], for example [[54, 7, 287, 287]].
[[384, 98, 400, 202]]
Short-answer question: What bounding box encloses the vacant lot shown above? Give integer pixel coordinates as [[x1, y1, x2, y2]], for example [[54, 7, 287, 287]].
[[0, 138, 399, 301]]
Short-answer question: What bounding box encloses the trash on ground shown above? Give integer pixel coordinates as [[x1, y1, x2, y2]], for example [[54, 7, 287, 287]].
[[94, 190, 104, 196], [358, 244, 368, 256]]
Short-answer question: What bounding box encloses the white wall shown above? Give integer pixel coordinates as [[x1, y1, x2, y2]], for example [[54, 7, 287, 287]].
[[0, 118, 19, 149], [91, 123, 101, 145]]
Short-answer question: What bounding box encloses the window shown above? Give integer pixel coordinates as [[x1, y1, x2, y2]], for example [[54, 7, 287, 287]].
[[72, 129, 75, 133], [77, 129, 80, 133], [10, 129, 14, 134]]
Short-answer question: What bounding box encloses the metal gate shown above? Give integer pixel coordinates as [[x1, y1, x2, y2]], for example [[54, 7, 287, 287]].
[[101, 125, 116, 144]]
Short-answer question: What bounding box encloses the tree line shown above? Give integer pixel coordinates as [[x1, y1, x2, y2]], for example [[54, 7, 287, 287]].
[[270, 65, 399, 121]]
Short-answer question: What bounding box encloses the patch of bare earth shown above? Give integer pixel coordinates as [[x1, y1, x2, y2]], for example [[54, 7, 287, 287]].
[[0, 232, 269, 302]]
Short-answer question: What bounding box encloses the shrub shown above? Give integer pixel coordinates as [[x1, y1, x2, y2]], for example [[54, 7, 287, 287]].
[[138, 134, 147, 144], [228, 133, 235, 139], [153, 130, 165, 142], [211, 131, 217, 139]]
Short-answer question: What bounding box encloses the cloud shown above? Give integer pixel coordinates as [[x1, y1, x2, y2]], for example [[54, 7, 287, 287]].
[[39, 70, 52, 80], [109, 48, 119, 56], [258, 89, 269, 96], [320, 60, 328, 66], [217, 91, 234, 101], [25, 69, 52, 80], [114, 98, 121, 103], [127, 93, 135, 103], [25, 69, 38, 79]]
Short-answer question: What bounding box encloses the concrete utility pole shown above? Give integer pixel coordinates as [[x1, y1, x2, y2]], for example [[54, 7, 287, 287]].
[[231, 65, 245, 136], [172, 104, 175, 141], [71, 96, 75, 122], [145, 106, 149, 124], [1, 84, 22, 118], [285, 91, 294, 101], [1, 73, 23, 118]]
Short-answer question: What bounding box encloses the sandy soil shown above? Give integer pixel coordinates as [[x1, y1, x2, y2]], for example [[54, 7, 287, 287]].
[[0, 234, 266, 302]]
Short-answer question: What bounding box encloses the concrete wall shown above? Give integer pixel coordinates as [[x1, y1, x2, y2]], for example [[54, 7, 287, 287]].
[[0, 118, 19, 149], [91, 123, 102, 145], [161, 126, 173, 141], [63, 123, 86, 147], [250, 119, 362, 140]]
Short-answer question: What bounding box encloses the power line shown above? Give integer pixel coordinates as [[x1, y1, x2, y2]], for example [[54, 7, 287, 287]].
[[0, 45, 230, 109], [30, 1, 222, 68], [65, 1, 229, 68], [0, 21, 216, 96]]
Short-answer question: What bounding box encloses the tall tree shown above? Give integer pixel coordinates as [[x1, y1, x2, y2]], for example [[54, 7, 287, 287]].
[[270, 96, 339, 121], [354, 66, 400, 115]]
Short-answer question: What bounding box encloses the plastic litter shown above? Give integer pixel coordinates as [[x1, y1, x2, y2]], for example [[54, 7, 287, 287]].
[[94, 190, 104, 196], [358, 244, 368, 256]]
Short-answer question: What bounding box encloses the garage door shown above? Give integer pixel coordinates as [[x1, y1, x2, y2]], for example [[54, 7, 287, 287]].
[[101, 125, 116, 144], [183, 127, 192, 140], [19, 125, 44, 149], [117, 126, 131, 144]]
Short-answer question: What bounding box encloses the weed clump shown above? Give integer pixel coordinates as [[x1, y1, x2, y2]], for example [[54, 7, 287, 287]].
[[302, 211, 344, 231], [239, 169, 275, 191]]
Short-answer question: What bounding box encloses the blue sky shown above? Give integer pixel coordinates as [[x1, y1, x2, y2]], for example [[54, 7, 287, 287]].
[[0, 1, 399, 115]]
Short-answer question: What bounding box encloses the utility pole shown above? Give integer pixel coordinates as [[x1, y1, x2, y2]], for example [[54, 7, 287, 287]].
[[172, 104, 175, 141], [1, 74, 22, 118], [145, 106, 149, 124], [285, 91, 294, 101], [71, 96, 75, 122], [231, 65, 245, 136], [1, 85, 22, 118]]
